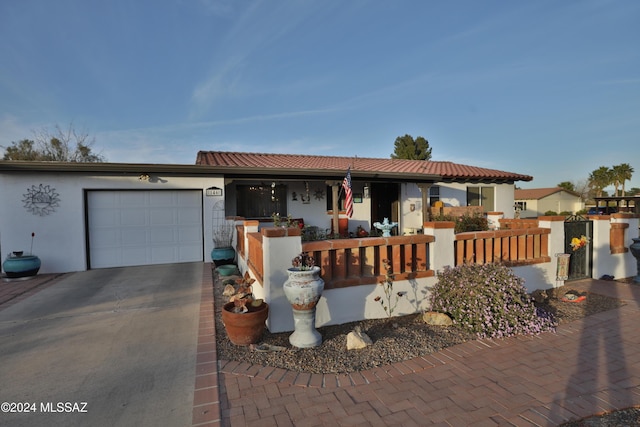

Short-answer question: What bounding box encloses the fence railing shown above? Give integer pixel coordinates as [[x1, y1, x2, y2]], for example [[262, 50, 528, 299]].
[[301, 234, 435, 289], [239, 224, 553, 289], [454, 228, 550, 266], [246, 232, 264, 283]]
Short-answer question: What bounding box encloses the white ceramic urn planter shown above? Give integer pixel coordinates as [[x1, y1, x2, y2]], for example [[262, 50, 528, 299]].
[[283, 266, 324, 348]]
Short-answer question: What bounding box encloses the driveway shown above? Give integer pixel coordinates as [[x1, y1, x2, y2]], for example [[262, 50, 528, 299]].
[[0, 263, 202, 427]]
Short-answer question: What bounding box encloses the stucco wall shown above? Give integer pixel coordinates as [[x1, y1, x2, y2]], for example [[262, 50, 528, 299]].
[[0, 172, 225, 274]]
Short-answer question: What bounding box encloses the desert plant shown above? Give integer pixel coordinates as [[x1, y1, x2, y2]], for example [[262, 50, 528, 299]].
[[271, 213, 299, 228], [222, 272, 264, 313], [291, 252, 315, 270], [373, 259, 406, 318], [429, 263, 556, 339]]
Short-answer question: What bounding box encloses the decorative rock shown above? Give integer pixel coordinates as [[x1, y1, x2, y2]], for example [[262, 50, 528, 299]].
[[423, 311, 453, 326], [346, 326, 372, 350]]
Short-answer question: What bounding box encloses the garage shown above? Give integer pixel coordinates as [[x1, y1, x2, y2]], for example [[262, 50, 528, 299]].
[[87, 190, 204, 269]]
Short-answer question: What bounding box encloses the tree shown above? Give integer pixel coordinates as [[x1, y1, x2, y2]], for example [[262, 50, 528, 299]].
[[390, 134, 432, 160], [588, 166, 613, 198], [572, 179, 591, 203], [1, 123, 105, 162], [627, 187, 640, 196], [557, 181, 575, 192], [611, 163, 634, 196]]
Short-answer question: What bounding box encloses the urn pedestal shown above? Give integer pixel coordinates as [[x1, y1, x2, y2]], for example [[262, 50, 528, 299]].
[[283, 266, 324, 348]]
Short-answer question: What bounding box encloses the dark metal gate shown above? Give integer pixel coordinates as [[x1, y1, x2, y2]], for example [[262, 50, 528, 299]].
[[564, 215, 593, 281]]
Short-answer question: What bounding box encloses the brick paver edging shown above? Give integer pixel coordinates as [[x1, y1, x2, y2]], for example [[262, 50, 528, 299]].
[[216, 336, 509, 389], [192, 263, 222, 427]]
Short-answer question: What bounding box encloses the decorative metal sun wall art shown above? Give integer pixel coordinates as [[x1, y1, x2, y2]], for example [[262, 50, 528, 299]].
[[22, 184, 61, 216]]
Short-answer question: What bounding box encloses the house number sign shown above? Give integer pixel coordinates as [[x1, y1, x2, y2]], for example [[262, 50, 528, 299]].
[[206, 187, 223, 197]]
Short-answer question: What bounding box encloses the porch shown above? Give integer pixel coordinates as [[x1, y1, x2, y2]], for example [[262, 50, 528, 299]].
[[231, 213, 640, 333]]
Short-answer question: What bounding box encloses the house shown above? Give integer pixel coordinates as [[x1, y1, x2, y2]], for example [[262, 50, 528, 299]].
[[514, 187, 584, 218], [0, 152, 532, 274]]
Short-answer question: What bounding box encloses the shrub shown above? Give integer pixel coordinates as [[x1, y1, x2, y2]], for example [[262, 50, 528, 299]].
[[430, 263, 556, 339], [454, 212, 488, 233], [432, 212, 489, 233], [544, 210, 558, 216]]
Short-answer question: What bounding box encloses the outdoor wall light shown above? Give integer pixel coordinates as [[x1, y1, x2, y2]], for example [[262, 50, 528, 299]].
[[363, 184, 370, 198]]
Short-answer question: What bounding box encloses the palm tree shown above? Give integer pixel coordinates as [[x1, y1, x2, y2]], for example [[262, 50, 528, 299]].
[[588, 166, 613, 198], [611, 163, 634, 196]]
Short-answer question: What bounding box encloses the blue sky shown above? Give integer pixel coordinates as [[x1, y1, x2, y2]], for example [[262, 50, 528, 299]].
[[1, 0, 639, 191]]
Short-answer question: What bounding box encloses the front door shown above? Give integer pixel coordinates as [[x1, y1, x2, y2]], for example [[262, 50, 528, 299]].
[[371, 183, 399, 234]]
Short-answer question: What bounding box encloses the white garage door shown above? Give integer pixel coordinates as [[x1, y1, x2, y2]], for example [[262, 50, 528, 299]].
[[87, 190, 203, 268]]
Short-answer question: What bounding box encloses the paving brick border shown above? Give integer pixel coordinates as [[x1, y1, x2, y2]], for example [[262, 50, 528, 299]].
[[192, 263, 222, 427]]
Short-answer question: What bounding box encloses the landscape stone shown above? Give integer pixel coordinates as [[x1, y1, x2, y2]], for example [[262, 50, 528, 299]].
[[346, 326, 372, 350], [423, 311, 453, 326]]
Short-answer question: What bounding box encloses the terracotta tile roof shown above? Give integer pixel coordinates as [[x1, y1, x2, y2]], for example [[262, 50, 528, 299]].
[[515, 187, 580, 200], [196, 151, 533, 182]]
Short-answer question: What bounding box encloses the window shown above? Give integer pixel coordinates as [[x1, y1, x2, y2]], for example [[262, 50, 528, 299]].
[[515, 201, 527, 211], [429, 186, 440, 204], [467, 186, 495, 211], [236, 184, 287, 218]]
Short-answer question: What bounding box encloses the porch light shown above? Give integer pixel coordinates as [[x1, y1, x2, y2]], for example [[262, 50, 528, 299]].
[[363, 184, 370, 198]]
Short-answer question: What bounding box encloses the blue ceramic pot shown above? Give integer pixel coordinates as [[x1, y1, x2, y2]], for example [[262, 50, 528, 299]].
[[3, 254, 41, 278], [211, 247, 235, 267]]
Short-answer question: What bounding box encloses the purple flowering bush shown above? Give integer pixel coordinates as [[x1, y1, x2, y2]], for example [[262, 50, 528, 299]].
[[430, 263, 556, 339]]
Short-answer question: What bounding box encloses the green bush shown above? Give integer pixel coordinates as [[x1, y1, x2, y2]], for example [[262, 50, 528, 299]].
[[432, 212, 488, 233], [430, 263, 556, 338], [544, 210, 558, 216]]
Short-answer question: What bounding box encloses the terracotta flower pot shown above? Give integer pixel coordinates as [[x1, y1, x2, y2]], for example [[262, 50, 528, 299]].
[[221, 302, 269, 346]]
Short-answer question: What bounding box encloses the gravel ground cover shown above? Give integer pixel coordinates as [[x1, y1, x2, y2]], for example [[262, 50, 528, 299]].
[[215, 272, 625, 374]]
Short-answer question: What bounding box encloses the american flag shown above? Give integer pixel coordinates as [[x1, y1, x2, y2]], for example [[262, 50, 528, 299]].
[[342, 167, 353, 218]]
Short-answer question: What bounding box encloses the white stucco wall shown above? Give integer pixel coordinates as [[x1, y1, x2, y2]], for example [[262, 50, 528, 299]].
[[436, 182, 516, 218], [0, 172, 225, 274]]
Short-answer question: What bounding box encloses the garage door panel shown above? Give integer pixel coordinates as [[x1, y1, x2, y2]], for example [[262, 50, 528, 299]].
[[88, 190, 203, 269], [179, 246, 202, 260], [150, 227, 176, 244], [150, 209, 177, 225], [151, 247, 177, 263], [121, 229, 147, 245], [89, 209, 118, 227], [120, 209, 147, 226], [120, 191, 147, 205], [179, 226, 201, 242], [179, 207, 201, 223]]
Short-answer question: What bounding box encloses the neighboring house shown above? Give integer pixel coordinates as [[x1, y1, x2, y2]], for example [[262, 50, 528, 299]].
[[0, 152, 532, 274], [514, 187, 584, 218]]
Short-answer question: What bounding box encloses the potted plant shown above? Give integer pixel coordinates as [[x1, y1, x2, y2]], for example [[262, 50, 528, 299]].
[[221, 272, 269, 346], [283, 252, 325, 348], [211, 219, 235, 267]]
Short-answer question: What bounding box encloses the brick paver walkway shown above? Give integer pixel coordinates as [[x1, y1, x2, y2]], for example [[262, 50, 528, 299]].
[[198, 274, 640, 426]]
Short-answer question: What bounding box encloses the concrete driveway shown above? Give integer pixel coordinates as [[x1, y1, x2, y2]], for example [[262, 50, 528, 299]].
[[0, 263, 202, 427]]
